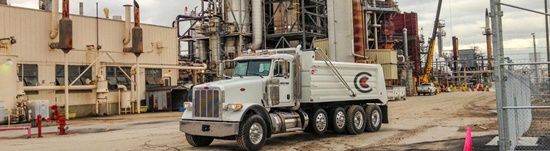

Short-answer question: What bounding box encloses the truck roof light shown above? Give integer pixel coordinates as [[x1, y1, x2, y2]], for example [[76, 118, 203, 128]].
[[240, 88, 246, 91], [204, 86, 209, 90]]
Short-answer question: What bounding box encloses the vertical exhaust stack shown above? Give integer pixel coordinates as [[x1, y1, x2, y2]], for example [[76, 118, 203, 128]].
[[484, 9, 493, 70], [59, 0, 73, 53], [123, 5, 132, 49], [79, 2, 83, 15], [49, 0, 73, 53], [250, 0, 263, 50], [132, 0, 143, 56], [352, 0, 366, 61], [49, 0, 59, 40], [452, 36, 459, 70]]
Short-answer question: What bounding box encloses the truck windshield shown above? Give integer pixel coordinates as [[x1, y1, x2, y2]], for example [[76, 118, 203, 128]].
[[233, 60, 272, 77]]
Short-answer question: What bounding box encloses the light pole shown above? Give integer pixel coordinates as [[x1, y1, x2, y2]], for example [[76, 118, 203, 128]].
[[533, 33, 540, 85]]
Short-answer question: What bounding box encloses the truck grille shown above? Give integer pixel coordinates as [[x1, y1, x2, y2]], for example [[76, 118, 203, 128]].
[[194, 89, 221, 118]]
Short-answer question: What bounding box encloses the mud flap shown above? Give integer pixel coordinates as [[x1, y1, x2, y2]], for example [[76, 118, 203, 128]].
[[380, 105, 389, 123]]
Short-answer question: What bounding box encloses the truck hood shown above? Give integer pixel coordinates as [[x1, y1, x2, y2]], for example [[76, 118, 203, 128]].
[[196, 77, 266, 103]]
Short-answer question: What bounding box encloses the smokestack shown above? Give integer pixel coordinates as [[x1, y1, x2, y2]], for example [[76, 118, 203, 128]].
[[79, 2, 83, 15], [58, 0, 73, 53], [452, 36, 459, 70], [122, 4, 132, 50], [132, 0, 143, 56], [484, 9, 493, 70]]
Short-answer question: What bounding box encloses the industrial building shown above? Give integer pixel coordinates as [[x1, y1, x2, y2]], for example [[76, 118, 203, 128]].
[[0, 1, 205, 122]]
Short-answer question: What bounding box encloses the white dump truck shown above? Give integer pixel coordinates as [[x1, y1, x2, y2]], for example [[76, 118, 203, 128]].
[[180, 46, 388, 150]]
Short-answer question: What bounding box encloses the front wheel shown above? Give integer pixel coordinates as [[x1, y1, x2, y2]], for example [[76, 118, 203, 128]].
[[185, 134, 214, 147], [236, 115, 267, 151]]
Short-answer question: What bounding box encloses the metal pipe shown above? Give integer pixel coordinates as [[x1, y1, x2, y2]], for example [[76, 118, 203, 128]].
[[490, 0, 509, 150], [123, 5, 132, 46], [136, 56, 140, 114], [250, 0, 263, 50], [533, 33, 540, 85], [138, 64, 208, 70], [64, 53, 69, 120], [546, 0, 550, 78], [23, 85, 97, 91], [50, 0, 59, 39]]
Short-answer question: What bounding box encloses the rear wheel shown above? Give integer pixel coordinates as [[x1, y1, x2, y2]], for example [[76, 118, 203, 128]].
[[329, 107, 346, 134], [308, 108, 328, 135], [365, 105, 382, 132], [185, 134, 214, 147], [346, 105, 366, 135], [236, 115, 267, 151]]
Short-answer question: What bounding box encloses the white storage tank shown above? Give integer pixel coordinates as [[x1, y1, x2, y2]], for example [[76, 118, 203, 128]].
[[28, 100, 50, 120], [120, 91, 131, 109]]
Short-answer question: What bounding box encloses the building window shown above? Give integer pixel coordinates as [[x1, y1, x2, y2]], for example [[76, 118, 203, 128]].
[[55, 65, 92, 93], [145, 68, 162, 89], [17, 64, 39, 95], [106, 66, 131, 91]]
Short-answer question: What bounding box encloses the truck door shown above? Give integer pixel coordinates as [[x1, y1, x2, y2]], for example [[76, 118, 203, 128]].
[[273, 59, 293, 105]]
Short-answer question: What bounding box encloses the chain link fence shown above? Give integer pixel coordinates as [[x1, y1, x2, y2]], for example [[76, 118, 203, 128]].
[[498, 63, 550, 150]]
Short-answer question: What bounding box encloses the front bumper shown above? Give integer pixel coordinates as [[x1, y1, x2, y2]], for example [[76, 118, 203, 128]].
[[180, 120, 240, 137]]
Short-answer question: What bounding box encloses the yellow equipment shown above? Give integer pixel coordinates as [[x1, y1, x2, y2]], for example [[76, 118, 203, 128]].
[[420, 0, 443, 84]]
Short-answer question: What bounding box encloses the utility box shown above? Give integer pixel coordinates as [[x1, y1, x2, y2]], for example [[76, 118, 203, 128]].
[[28, 100, 50, 120]]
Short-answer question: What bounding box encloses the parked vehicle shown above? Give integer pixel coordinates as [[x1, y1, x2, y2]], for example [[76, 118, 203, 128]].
[[386, 86, 406, 101], [417, 83, 437, 96], [180, 46, 389, 150]]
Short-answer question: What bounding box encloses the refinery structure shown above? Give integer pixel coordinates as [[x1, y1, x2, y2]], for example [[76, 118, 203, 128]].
[[1, 0, 497, 122]]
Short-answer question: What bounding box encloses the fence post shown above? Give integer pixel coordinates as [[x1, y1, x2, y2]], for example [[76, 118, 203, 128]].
[[490, 0, 511, 150]]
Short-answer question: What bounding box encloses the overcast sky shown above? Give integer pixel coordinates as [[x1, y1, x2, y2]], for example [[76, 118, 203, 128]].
[[7, 0, 549, 62]]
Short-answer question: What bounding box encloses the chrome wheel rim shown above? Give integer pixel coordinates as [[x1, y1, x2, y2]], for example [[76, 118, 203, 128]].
[[316, 113, 327, 131], [372, 110, 380, 127], [249, 123, 263, 144], [354, 111, 364, 129], [336, 111, 345, 128]]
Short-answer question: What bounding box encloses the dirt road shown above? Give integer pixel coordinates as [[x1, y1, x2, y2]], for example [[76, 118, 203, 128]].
[[0, 92, 497, 151]]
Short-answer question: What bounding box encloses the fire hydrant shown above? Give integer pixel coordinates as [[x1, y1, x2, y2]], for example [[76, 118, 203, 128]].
[[58, 116, 66, 135], [50, 105, 67, 135]]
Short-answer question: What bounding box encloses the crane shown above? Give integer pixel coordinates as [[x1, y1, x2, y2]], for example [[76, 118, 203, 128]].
[[420, 0, 443, 84]]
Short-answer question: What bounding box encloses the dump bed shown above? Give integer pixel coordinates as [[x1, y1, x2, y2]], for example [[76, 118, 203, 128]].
[[299, 51, 388, 104]]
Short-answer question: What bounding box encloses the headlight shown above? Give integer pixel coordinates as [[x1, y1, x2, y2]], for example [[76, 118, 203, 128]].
[[183, 102, 193, 110], [225, 103, 243, 111]]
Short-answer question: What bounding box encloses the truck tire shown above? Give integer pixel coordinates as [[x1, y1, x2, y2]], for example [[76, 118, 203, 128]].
[[236, 115, 267, 151], [185, 134, 214, 147], [308, 108, 328, 135], [365, 105, 382, 132], [329, 107, 346, 134], [346, 105, 366, 135]]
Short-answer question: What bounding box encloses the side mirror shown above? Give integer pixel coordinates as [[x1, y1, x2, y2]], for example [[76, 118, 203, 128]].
[[220, 61, 232, 80], [274, 60, 289, 78]]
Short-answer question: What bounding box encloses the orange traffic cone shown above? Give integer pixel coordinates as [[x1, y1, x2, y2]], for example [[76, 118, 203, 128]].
[[464, 127, 472, 151]]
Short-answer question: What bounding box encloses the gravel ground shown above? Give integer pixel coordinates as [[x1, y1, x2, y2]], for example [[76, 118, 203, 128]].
[[0, 92, 498, 151]]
